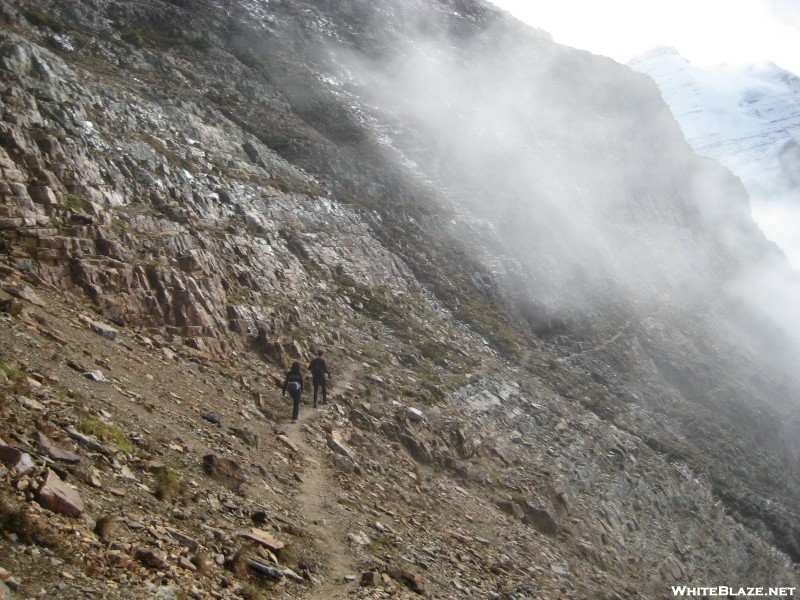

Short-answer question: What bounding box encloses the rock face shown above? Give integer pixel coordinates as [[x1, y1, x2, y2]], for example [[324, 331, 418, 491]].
[[0, 0, 798, 598]]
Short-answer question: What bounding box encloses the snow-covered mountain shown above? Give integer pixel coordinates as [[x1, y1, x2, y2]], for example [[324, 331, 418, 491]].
[[629, 47, 800, 264]]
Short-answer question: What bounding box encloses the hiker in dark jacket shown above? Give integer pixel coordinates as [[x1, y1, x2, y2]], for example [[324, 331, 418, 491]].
[[307, 349, 330, 408], [282, 361, 304, 423]]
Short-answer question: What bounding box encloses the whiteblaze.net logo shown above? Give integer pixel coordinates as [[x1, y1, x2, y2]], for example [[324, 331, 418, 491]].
[[672, 587, 796, 597]]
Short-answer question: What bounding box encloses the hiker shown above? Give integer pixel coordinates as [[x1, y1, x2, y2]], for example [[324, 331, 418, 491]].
[[307, 349, 331, 408], [282, 361, 304, 423]]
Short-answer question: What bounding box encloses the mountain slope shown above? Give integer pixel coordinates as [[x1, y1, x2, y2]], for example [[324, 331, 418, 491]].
[[629, 46, 800, 263], [0, 0, 798, 598]]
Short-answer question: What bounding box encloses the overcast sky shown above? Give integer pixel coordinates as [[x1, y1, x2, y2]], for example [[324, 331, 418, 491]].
[[489, 0, 800, 74]]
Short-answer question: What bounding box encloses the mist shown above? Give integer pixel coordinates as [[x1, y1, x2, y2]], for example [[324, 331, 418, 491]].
[[304, 2, 800, 377]]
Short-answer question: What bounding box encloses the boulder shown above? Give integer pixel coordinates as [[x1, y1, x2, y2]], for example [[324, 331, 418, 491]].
[[90, 321, 118, 340], [406, 407, 424, 422], [328, 439, 355, 460], [202, 454, 246, 491], [497, 499, 525, 520], [399, 427, 433, 463], [135, 547, 168, 568], [333, 454, 357, 473], [237, 527, 284, 551], [202, 411, 220, 424], [277, 435, 300, 453], [2, 284, 43, 306], [524, 504, 560, 535], [347, 531, 371, 546], [35, 469, 84, 517], [33, 432, 80, 463]]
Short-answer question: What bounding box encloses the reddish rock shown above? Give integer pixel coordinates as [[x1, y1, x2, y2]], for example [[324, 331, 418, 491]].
[[135, 547, 168, 568], [33, 431, 80, 464], [35, 469, 84, 517]]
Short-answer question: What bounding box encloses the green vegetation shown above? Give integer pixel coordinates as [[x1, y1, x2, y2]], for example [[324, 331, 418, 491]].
[[227, 544, 254, 578], [78, 417, 132, 454], [113, 22, 184, 51], [0, 362, 21, 381], [154, 467, 183, 502], [120, 28, 144, 49], [578, 391, 620, 422], [189, 36, 214, 51], [363, 541, 379, 554], [65, 193, 87, 212], [22, 9, 66, 33], [275, 544, 296, 565]]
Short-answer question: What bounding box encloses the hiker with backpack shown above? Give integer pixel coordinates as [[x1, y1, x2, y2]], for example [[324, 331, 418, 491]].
[[308, 349, 331, 408], [282, 361, 304, 423]]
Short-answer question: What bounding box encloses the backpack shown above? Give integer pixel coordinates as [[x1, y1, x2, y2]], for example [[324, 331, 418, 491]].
[[310, 358, 326, 377], [287, 381, 301, 392]]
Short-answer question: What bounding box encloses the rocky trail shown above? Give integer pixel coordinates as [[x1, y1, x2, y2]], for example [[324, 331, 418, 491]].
[[283, 363, 361, 599], [283, 415, 356, 600]]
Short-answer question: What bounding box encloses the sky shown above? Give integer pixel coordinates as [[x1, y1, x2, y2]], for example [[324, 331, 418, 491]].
[[488, 0, 800, 74]]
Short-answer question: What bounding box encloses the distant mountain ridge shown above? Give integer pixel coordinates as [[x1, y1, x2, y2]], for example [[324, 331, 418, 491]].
[[629, 46, 800, 202]]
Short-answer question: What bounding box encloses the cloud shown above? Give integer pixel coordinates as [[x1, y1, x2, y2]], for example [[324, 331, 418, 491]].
[[764, 0, 800, 29]]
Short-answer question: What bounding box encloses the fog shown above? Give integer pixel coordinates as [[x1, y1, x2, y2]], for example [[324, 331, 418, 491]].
[[306, 2, 800, 378]]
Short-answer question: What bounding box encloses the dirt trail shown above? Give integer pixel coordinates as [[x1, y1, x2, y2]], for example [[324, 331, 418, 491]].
[[282, 360, 360, 599]]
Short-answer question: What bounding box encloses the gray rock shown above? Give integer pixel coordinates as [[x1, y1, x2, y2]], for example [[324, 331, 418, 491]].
[[0, 446, 35, 474], [89, 321, 118, 340], [407, 407, 425, 421], [347, 531, 371, 546], [333, 454, 356, 473], [245, 558, 303, 582], [83, 370, 107, 382], [142, 584, 180, 600], [2, 284, 43, 306], [33, 432, 80, 464], [202, 411, 220, 424], [328, 439, 355, 460], [231, 427, 258, 448]]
